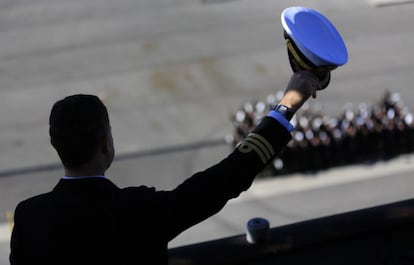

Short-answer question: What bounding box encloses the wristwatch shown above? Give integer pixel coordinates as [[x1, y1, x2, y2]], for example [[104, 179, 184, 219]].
[[273, 104, 293, 120]]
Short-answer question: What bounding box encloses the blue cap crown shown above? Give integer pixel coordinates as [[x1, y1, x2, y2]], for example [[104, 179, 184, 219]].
[[281, 6, 348, 67]]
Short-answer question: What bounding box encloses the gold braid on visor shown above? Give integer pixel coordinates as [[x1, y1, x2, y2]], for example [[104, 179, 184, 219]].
[[285, 32, 336, 89]]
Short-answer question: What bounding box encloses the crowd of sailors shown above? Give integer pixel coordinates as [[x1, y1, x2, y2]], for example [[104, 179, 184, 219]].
[[229, 91, 414, 176]]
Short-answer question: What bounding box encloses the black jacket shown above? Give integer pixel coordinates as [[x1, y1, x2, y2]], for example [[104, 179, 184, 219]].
[[10, 117, 291, 265]]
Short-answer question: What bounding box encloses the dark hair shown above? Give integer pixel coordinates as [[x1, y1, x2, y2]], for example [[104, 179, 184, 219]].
[[49, 94, 110, 169]]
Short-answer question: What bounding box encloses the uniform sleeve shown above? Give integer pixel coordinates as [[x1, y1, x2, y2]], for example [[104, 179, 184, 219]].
[[161, 117, 292, 241]]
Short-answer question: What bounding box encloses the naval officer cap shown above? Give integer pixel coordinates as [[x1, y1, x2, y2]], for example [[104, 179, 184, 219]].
[[281, 7, 348, 88], [282, 6, 348, 67]]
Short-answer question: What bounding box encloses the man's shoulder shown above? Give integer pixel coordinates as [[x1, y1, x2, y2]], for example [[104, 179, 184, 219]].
[[121, 185, 157, 196], [120, 185, 167, 205], [14, 191, 54, 215], [20, 191, 53, 205]]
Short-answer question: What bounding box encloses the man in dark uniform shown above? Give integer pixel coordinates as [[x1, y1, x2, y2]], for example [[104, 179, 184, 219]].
[[9, 70, 322, 265]]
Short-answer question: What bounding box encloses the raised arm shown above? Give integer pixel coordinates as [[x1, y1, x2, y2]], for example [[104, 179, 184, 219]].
[[162, 70, 323, 241]]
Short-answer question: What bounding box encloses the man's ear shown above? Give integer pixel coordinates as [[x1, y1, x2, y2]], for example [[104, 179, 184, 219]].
[[100, 134, 110, 154]]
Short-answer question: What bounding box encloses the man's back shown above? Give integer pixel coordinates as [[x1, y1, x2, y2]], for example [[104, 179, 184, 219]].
[[10, 178, 171, 264]]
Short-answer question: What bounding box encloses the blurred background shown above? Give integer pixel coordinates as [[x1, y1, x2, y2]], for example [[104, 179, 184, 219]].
[[1, 0, 414, 263]]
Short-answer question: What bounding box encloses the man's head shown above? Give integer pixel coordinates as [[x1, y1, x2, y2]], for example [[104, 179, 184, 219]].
[[49, 94, 114, 172]]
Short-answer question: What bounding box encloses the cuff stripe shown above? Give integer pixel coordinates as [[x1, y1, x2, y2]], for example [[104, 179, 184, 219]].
[[238, 133, 275, 165], [248, 133, 275, 158]]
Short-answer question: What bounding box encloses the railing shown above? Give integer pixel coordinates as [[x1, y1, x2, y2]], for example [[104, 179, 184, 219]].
[[169, 198, 414, 265]]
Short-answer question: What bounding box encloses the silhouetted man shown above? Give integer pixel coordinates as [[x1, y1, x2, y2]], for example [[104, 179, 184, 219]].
[[10, 71, 322, 265]]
